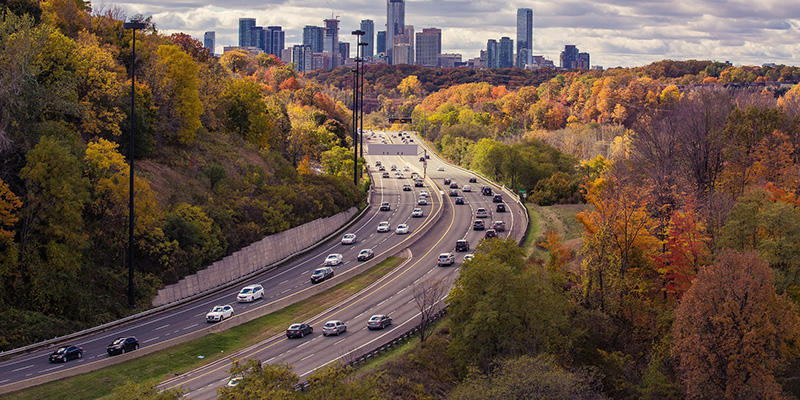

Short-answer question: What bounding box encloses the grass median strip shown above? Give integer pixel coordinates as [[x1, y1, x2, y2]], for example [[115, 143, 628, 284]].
[[4, 257, 404, 400]]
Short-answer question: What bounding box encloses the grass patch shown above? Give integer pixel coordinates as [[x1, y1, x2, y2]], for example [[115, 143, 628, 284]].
[[522, 204, 545, 260], [4, 257, 405, 400]]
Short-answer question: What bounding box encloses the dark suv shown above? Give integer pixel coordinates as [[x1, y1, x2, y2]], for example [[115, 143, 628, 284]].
[[481, 186, 493, 196], [493, 194, 503, 203], [455, 240, 470, 252], [311, 267, 334, 284], [473, 220, 485, 230]]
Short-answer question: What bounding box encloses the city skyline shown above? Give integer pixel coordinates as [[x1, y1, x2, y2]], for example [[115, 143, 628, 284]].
[[117, 1, 800, 68]]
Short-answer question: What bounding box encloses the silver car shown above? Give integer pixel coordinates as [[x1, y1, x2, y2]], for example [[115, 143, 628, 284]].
[[367, 314, 392, 330], [322, 320, 347, 336]]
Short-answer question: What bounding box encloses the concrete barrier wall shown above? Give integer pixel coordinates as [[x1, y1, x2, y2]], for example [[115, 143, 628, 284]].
[[151, 207, 359, 307]]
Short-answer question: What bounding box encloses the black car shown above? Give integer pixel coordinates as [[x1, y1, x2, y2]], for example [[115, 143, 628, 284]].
[[415, 179, 424, 187], [419, 156, 425, 162], [444, 178, 451, 185], [49, 345, 83, 363], [286, 323, 313, 338], [380, 202, 391, 211], [455, 240, 470, 252], [493, 194, 503, 203], [107, 337, 139, 356], [496, 203, 506, 212], [455, 197, 465, 205], [311, 267, 334, 284], [449, 182, 458, 188], [485, 229, 498, 238], [469, 177, 477, 183], [481, 186, 493, 196], [357, 248, 375, 261], [403, 184, 412, 191], [448, 189, 459, 197], [473, 220, 485, 230]]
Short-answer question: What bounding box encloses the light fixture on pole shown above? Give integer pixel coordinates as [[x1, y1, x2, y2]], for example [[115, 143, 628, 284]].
[[123, 20, 145, 309], [351, 30, 365, 186], [358, 41, 368, 159]]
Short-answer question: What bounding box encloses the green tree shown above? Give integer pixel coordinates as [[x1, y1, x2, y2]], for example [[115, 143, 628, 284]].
[[217, 359, 298, 400], [163, 202, 225, 272]]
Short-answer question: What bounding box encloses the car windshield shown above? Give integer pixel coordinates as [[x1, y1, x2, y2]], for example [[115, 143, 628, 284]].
[[325, 322, 335, 327], [55, 347, 68, 353], [289, 324, 301, 330], [112, 338, 125, 345], [370, 316, 381, 321], [312, 269, 324, 276], [240, 288, 252, 294], [212, 306, 224, 312]]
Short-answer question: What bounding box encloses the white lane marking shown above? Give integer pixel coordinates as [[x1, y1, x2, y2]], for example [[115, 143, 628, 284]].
[[264, 357, 276, 364], [183, 323, 199, 330], [281, 288, 291, 294], [38, 365, 65, 374], [299, 353, 314, 362], [333, 338, 347, 346], [142, 337, 160, 344], [12, 364, 34, 372], [155, 324, 170, 331], [297, 341, 311, 348], [0, 379, 9, 384], [279, 280, 289, 285]]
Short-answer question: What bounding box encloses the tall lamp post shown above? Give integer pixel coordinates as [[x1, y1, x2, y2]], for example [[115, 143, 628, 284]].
[[123, 20, 145, 309], [351, 30, 364, 186], [358, 41, 368, 159]]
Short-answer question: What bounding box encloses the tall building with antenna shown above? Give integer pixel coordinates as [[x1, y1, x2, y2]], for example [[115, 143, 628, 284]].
[[386, 0, 405, 63]]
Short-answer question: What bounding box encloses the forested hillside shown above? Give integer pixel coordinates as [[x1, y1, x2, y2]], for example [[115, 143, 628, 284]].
[[0, 1, 365, 350]]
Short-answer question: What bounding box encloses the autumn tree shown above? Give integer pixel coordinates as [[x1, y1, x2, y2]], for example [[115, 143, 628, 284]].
[[74, 31, 126, 139], [653, 206, 711, 299], [672, 250, 800, 400], [0, 178, 21, 305], [148, 44, 203, 145], [398, 75, 421, 97]]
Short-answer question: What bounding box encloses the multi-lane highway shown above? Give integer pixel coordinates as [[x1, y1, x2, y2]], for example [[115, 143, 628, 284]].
[[0, 131, 528, 398]]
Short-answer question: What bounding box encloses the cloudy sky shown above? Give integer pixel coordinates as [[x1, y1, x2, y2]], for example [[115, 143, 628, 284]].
[[107, 0, 800, 68]]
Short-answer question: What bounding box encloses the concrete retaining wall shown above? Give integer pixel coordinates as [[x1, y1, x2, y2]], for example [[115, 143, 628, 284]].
[[151, 207, 359, 307]]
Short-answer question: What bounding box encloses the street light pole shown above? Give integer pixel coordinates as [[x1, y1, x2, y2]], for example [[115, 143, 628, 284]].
[[351, 30, 364, 186], [123, 20, 145, 310], [358, 41, 368, 159]]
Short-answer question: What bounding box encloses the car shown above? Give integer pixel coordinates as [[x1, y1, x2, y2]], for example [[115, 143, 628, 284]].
[[286, 323, 313, 338], [418, 197, 428, 205], [237, 284, 265, 302], [455, 197, 465, 205], [341, 233, 357, 245], [437, 253, 455, 266], [206, 304, 234, 322], [420, 189, 429, 197], [382, 172, 390, 178], [357, 248, 374, 261], [391, 164, 397, 171], [377, 221, 391, 232], [463, 254, 475, 262], [493, 194, 503, 203], [396, 223, 409, 234], [411, 172, 420, 179], [473, 220, 485, 230], [437, 165, 444, 171], [403, 184, 411, 191], [476, 208, 488, 218], [492, 221, 506, 232], [227, 377, 243, 387], [409, 139, 414, 142], [419, 156, 425, 162], [481, 186, 493, 196], [311, 266, 335, 283], [397, 173, 406, 179], [375, 160, 381, 166], [403, 166, 410, 171], [426, 154, 430, 159], [107, 337, 139, 356], [450, 181, 458, 189], [49, 345, 83, 363], [462, 185, 471, 192], [380, 202, 391, 211], [414, 179, 424, 187], [485, 229, 498, 238], [322, 320, 347, 336], [448, 189, 459, 197], [469, 176, 478, 183], [444, 178, 451, 185], [367, 314, 393, 330], [379, 166, 386, 171], [324, 253, 343, 266], [496, 203, 506, 212], [412, 208, 424, 217], [455, 240, 470, 252]]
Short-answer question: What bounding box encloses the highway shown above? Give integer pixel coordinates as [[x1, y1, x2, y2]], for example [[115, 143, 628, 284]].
[[0, 131, 528, 398], [158, 131, 528, 399]]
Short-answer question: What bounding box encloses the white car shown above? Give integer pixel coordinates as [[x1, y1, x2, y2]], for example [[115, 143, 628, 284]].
[[411, 208, 424, 218], [462, 185, 472, 192], [324, 253, 343, 266], [237, 284, 264, 302], [437, 253, 455, 266], [322, 320, 347, 336], [463, 254, 475, 262], [206, 305, 234, 322], [377, 221, 391, 232], [403, 166, 410, 171], [227, 377, 243, 387], [396, 223, 409, 234], [476, 208, 488, 218], [341, 233, 357, 245], [418, 197, 428, 205], [437, 165, 444, 171], [419, 189, 428, 197]]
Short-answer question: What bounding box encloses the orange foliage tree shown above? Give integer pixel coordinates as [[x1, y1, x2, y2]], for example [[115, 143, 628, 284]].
[[672, 250, 800, 399], [653, 206, 710, 299]]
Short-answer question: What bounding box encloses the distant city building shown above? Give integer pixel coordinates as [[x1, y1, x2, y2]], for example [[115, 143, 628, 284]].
[[280, 48, 292, 64], [238, 18, 256, 47], [324, 18, 339, 56], [391, 24, 413, 65], [360, 20, 375, 59], [438, 53, 461, 68], [203, 31, 215, 53], [560, 45, 590, 69], [312, 51, 336, 70], [339, 42, 350, 61], [386, 0, 405, 62], [292, 45, 313, 72], [303, 25, 325, 53], [499, 36, 514, 68], [532, 55, 555, 68], [250, 26, 263, 48], [486, 39, 498, 69], [591, 65, 603, 71], [224, 46, 262, 56], [415, 28, 441, 67], [266, 26, 284, 56], [376, 30, 387, 54], [577, 52, 590, 69], [516, 8, 533, 68], [393, 43, 413, 65]]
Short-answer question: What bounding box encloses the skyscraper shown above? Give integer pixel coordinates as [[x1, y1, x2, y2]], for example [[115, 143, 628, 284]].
[[360, 20, 375, 59], [292, 45, 313, 72], [266, 26, 284, 56], [499, 36, 514, 69], [339, 42, 350, 61], [386, 0, 405, 62], [560, 45, 579, 69], [324, 18, 339, 55], [303, 25, 325, 53], [516, 8, 533, 68], [203, 31, 215, 53], [250, 26, 264, 49], [486, 39, 498, 69], [415, 28, 441, 67], [376, 31, 386, 54], [238, 18, 256, 48]]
